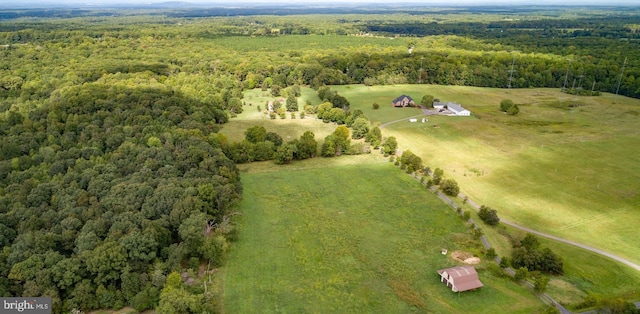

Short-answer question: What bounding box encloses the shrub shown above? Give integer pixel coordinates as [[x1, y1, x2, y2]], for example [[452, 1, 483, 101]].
[[372, 102, 379, 109], [486, 248, 497, 260], [514, 267, 528, 281], [534, 276, 549, 293], [432, 168, 444, 185], [346, 142, 367, 155], [304, 104, 317, 114], [500, 99, 514, 112], [499, 257, 510, 268], [507, 104, 520, 115], [478, 205, 500, 226]]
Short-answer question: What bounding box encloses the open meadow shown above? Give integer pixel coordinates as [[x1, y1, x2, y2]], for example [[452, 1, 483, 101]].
[[223, 160, 545, 313], [457, 200, 640, 310], [227, 84, 640, 308], [332, 84, 640, 268]]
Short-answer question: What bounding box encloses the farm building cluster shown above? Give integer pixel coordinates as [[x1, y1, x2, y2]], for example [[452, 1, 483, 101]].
[[433, 101, 471, 116], [391, 95, 471, 116]]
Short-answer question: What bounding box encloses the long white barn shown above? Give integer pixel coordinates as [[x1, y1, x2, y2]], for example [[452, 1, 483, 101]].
[[433, 101, 471, 116], [447, 103, 471, 116]]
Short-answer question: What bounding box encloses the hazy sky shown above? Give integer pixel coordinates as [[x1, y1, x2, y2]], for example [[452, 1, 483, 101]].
[[4, 0, 640, 5]]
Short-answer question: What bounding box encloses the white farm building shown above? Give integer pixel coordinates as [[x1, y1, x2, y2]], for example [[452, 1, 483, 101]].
[[447, 103, 471, 116], [433, 101, 471, 116]]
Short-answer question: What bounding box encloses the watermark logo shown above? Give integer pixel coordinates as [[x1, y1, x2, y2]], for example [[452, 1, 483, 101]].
[[1, 298, 51, 314]]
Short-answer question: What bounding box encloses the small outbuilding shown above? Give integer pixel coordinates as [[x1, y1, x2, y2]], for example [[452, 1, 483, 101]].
[[392, 95, 415, 107], [437, 265, 484, 292], [433, 101, 447, 110]]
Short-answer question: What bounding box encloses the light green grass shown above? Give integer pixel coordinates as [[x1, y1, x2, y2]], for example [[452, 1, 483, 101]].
[[221, 88, 335, 142], [452, 196, 640, 309], [332, 85, 429, 124], [496, 226, 640, 310], [223, 161, 545, 313], [338, 84, 640, 267]]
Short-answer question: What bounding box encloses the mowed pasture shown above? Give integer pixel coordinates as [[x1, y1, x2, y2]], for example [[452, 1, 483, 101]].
[[221, 88, 333, 142], [333, 84, 640, 266], [223, 161, 544, 313], [460, 199, 640, 308]]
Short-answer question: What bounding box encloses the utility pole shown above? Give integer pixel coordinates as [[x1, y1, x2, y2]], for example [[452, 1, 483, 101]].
[[615, 57, 627, 96], [562, 60, 571, 92], [419, 56, 424, 84], [508, 54, 516, 88], [577, 74, 585, 91]]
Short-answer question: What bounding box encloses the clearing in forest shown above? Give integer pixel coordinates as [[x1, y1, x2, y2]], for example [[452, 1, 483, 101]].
[[223, 160, 544, 313]]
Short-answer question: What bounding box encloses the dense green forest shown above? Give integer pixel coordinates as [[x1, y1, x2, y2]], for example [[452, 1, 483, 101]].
[[1, 5, 639, 312], [0, 72, 244, 311], [1, 7, 640, 98]]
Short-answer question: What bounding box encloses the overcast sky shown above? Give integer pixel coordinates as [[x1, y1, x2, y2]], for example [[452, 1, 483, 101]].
[[3, 0, 640, 6]]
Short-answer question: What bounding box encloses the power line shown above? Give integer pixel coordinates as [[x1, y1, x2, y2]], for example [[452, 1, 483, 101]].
[[419, 56, 424, 84], [562, 60, 571, 92], [577, 74, 585, 91], [615, 57, 627, 96], [508, 53, 516, 88]]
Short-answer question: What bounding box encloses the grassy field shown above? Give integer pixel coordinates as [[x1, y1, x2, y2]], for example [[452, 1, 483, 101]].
[[229, 84, 640, 307], [221, 88, 333, 142], [223, 160, 545, 313], [332, 84, 640, 267], [503, 224, 640, 310], [459, 199, 640, 309]]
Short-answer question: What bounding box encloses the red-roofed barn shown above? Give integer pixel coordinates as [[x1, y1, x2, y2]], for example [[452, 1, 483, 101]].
[[437, 265, 484, 292]]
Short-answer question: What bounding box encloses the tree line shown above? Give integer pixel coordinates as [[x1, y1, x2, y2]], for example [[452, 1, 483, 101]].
[[2, 13, 639, 100]]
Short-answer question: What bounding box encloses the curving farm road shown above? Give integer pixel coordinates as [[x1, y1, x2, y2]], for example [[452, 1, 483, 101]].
[[460, 195, 640, 272], [384, 108, 640, 312], [381, 112, 640, 273]]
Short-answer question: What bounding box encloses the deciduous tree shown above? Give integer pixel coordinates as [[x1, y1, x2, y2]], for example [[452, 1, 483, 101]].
[[84, 241, 128, 285], [296, 131, 317, 159], [245, 125, 268, 143], [440, 179, 460, 196], [421, 94, 435, 107], [351, 118, 370, 139], [432, 168, 444, 185], [286, 93, 298, 112], [381, 136, 398, 155], [478, 205, 500, 226], [274, 143, 295, 164]]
